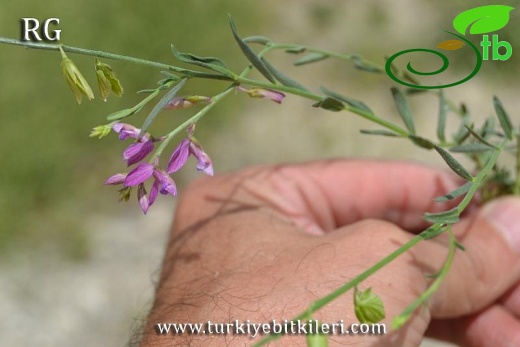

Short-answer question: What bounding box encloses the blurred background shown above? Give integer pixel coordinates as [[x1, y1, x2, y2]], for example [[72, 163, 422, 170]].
[[0, 1, 519, 346]]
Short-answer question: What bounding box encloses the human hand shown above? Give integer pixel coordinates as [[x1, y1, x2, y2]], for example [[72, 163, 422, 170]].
[[141, 160, 520, 347]]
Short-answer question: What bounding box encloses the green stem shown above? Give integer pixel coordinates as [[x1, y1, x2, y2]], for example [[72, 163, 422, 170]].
[[392, 227, 456, 329]]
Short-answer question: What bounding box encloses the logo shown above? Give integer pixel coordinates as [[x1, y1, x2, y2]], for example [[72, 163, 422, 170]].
[[386, 5, 515, 89]]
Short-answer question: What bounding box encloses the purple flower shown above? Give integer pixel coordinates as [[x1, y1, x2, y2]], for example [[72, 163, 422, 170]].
[[237, 86, 285, 104], [167, 125, 213, 176], [105, 162, 177, 214], [112, 123, 161, 166]]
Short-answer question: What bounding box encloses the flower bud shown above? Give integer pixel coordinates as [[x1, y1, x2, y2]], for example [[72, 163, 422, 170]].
[[90, 124, 113, 139], [59, 46, 94, 104], [354, 286, 385, 324], [95, 58, 123, 101]]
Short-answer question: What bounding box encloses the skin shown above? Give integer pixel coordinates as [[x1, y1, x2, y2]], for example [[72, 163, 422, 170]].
[[139, 160, 520, 347]]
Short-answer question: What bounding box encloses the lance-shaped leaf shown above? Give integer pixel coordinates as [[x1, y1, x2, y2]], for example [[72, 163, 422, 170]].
[[242, 36, 272, 45], [312, 97, 344, 112], [453, 5, 515, 35], [261, 58, 309, 92], [228, 15, 275, 83], [493, 95, 514, 140], [464, 124, 497, 148], [409, 135, 434, 149], [360, 129, 399, 137], [320, 86, 373, 114], [107, 106, 143, 121], [424, 206, 460, 224], [138, 78, 187, 138], [171, 45, 233, 77], [285, 46, 306, 54], [351, 54, 383, 73], [437, 90, 448, 142], [434, 181, 472, 202], [391, 87, 415, 134], [293, 52, 329, 66], [434, 144, 473, 181]]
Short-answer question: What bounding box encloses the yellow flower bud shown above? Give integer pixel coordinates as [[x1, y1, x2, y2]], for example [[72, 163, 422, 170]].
[[59, 46, 94, 104]]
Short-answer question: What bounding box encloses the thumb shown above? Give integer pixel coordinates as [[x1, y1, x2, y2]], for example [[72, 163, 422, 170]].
[[430, 197, 520, 318]]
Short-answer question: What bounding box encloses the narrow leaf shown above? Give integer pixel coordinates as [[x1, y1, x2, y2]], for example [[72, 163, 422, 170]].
[[424, 207, 460, 224], [409, 135, 434, 149], [312, 97, 344, 112], [242, 35, 272, 45], [261, 58, 309, 91], [450, 143, 494, 153], [437, 90, 448, 142], [320, 86, 373, 114], [464, 124, 497, 148], [107, 107, 142, 121], [293, 52, 329, 66], [285, 46, 306, 54], [351, 54, 383, 73], [434, 181, 472, 202], [228, 15, 276, 83], [493, 95, 514, 140], [391, 87, 416, 134], [434, 144, 473, 180], [160, 71, 180, 80], [139, 78, 187, 138], [360, 129, 399, 137], [171, 45, 233, 77]]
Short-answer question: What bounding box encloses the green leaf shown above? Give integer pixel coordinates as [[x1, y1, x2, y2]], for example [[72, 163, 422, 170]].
[[106, 106, 142, 121], [160, 71, 180, 80], [433, 145, 473, 180], [450, 143, 494, 153], [285, 46, 306, 54], [360, 129, 399, 137], [320, 87, 374, 114], [437, 90, 448, 142], [464, 124, 497, 148], [493, 95, 514, 140], [138, 78, 187, 138], [228, 15, 276, 83], [351, 54, 383, 73], [293, 52, 329, 66], [434, 181, 472, 202], [242, 35, 272, 45], [409, 135, 434, 149], [453, 5, 515, 35], [261, 58, 309, 91], [312, 97, 344, 112], [391, 87, 415, 134], [306, 332, 329, 347], [424, 206, 460, 224], [170, 45, 233, 77]]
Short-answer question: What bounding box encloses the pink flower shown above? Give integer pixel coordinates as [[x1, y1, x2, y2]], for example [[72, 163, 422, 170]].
[[237, 86, 285, 104], [167, 125, 213, 176], [112, 123, 162, 166], [164, 96, 211, 110], [105, 162, 177, 214]]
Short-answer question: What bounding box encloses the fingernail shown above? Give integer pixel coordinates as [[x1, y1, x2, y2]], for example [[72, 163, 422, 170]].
[[485, 198, 520, 254]]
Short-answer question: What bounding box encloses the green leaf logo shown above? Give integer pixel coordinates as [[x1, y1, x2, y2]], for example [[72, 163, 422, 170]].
[[453, 5, 515, 35]]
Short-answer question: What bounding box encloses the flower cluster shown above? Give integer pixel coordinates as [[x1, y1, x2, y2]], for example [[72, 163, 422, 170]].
[[105, 122, 213, 214]]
